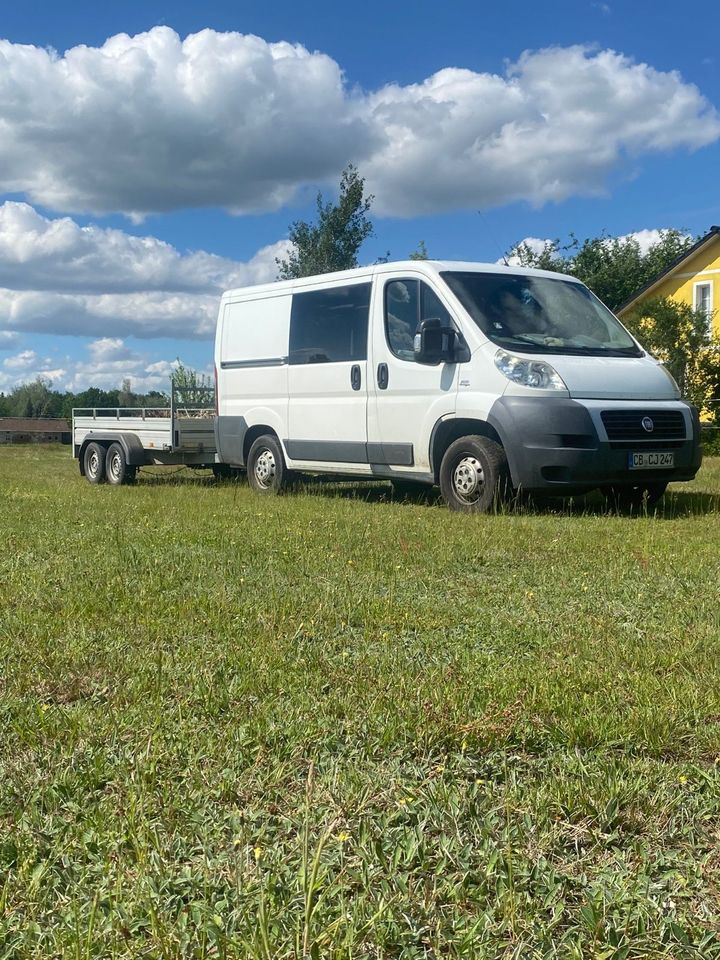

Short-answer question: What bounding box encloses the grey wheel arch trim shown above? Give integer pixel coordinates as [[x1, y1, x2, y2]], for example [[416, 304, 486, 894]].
[[429, 415, 507, 483], [215, 415, 249, 467], [78, 432, 146, 475]]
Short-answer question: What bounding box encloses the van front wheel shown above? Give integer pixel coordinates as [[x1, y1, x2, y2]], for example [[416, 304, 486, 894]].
[[247, 435, 291, 496], [439, 435, 510, 513]]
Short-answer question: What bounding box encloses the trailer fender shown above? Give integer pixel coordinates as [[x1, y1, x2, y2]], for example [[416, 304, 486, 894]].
[[78, 432, 147, 475]]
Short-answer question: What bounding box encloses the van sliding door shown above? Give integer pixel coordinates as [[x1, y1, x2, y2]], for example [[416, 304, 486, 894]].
[[286, 281, 371, 466]]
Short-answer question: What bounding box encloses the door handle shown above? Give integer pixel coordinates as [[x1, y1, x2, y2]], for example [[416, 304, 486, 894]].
[[377, 362, 389, 390], [350, 364, 361, 391]]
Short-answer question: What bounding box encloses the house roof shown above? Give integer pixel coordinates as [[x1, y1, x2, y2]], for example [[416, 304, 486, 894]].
[[0, 417, 70, 433], [617, 225, 720, 316]]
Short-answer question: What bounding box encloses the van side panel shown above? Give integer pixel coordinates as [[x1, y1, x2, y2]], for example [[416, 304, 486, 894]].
[[216, 294, 291, 465]]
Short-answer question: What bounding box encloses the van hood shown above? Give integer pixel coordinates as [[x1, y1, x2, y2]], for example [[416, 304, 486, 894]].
[[548, 354, 679, 401]]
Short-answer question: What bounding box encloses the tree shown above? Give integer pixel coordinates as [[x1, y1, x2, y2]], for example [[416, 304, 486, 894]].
[[61, 387, 121, 419], [623, 297, 720, 413], [10, 377, 62, 418], [172, 360, 212, 407], [507, 230, 693, 312], [119, 378, 134, 407], [276, 164, 374, 279], [409, 240, 429, 260]]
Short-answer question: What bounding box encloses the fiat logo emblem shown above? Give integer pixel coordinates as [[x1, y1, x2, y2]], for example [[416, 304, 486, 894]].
[[641, 416, 654, 433]]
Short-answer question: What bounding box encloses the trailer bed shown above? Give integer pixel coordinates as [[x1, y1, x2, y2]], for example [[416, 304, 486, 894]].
[[73, 381, 217, 477]]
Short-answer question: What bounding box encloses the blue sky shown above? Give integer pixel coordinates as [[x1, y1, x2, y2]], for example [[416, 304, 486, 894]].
[[0, 0, 718, 394]]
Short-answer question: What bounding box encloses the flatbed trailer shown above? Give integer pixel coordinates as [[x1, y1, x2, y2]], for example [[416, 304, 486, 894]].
[[73, 381, 220, 484]]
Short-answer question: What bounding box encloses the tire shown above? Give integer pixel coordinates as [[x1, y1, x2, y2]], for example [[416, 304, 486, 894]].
[[602, 481, 668, 512], [105, 442, 136, 486], [84, 441, 107, 484], [439, 435, 510, 513], [247, 434, 291, 496]]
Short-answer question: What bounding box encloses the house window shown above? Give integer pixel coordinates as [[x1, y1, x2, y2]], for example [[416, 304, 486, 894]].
[[694, 281, 713, 323]]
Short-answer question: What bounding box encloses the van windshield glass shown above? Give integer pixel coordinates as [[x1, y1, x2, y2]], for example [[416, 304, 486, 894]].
[[441, 271, 642, 357]]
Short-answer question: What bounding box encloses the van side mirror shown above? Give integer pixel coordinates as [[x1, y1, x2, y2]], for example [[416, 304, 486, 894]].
[[413, 317, 470, 365]]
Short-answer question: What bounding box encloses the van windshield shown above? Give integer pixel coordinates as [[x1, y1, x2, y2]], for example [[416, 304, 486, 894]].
[[441, 271, 642, 357]]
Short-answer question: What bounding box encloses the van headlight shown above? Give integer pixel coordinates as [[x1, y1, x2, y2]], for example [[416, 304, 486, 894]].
[[494, 348, 567, 390]]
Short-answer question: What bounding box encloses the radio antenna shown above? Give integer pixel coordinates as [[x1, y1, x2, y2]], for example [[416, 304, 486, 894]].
[[478, 208, 509, 265]]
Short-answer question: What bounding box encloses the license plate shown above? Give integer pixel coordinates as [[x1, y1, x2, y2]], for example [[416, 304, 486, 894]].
[[628, 451, 674, 470]]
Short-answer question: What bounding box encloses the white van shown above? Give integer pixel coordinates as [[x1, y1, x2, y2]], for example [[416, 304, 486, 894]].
[[214, 261, 701, 511]]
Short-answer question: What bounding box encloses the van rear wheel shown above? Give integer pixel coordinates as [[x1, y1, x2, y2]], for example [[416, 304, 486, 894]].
[[247, 435, 291, 495], [439, 435, 510, 513]]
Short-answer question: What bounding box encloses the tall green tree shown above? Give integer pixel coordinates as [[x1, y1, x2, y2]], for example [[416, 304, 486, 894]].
[[10, 378, 62, 418], [623, 297, 720, 413], [172, 361, 212, 407], [276, 165, 374, 280], [409, 240, 429, 261], [507, 230, 693, 312]]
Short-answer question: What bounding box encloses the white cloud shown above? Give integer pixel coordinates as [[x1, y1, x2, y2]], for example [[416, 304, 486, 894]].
[[619, 228, 686, 254], [62, 341, 185, 393], [0, 28, 370, 217], [0, 339, 196, 394], [3, 348, 37, 369], [0, 348, 67, 391], [0, 202, 290, 339], [0, 201, 287, 293], [0, 30, 715, 218], [502, 237, 552, 265], [504, 228, 693, 264], [365, 48, 720, 215], [0, 330, 19, 350]]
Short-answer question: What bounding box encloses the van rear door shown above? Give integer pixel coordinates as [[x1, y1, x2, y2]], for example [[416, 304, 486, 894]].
[[286, 281, 372, 465]]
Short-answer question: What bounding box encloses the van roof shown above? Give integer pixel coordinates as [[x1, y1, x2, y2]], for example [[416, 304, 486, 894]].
[[220, 260, 582, 299]]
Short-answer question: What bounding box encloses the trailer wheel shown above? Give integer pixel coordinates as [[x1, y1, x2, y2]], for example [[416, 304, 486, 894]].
[[106, 442, 136, 486], [439, 435, 510, 513], [247, 434, 290, 495], [84, 442, 107, 484]]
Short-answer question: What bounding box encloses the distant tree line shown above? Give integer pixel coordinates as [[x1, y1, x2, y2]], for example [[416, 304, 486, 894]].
[[0, 377, 168, 420]]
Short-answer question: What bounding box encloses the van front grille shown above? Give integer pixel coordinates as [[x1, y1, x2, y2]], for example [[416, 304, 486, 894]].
[[601, 409, 686, 442]]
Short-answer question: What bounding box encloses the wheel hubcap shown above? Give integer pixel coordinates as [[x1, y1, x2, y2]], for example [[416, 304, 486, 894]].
[[453, 456, 483, 502], [110, 453, 121, 480], [89, 451, 99, 477], [254, 449, 276, 488]]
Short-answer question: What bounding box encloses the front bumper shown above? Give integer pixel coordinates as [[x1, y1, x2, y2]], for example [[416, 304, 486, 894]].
[[488, 396, 702, 493]]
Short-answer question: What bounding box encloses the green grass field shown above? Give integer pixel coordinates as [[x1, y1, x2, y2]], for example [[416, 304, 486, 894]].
[[2, 444, 720, 959]]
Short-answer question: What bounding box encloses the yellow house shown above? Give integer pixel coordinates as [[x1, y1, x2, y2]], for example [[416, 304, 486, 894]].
[[617, 225, 720, 335]]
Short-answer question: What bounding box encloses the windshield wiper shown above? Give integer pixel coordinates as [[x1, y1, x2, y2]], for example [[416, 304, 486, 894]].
[[501, 335, 639, 356]]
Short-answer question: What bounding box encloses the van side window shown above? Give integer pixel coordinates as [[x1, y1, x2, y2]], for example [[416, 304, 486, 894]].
[[385, 280, 454, 361], [385, 280, 419, 360], [289, 283, 371, 364], [422, 284, 453, 327]]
